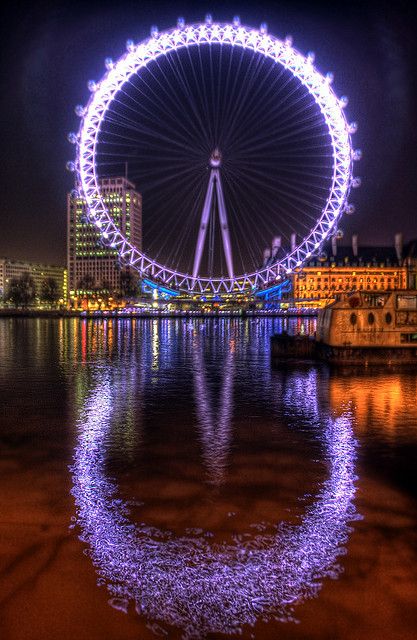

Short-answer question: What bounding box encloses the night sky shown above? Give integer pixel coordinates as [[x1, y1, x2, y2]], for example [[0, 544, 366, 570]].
[[1, 0, 416, 266]]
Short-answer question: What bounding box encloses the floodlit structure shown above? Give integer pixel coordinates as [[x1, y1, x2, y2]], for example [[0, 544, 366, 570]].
[[67, 177, 142, 304], [292, 235, 416, 307], [68, 17, 359, 296], [193, 149, 233, 279]]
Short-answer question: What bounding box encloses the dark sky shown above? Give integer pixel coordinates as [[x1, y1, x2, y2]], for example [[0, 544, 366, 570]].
[[0, 0, 416, 265]]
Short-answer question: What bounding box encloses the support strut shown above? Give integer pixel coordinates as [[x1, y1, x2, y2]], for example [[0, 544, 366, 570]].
[[192, 149, 234, 279]]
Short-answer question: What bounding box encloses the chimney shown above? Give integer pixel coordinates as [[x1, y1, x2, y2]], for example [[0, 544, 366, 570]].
[[263, 247, 271, 266], [291, 233, 296, 252], [352, 233, 358, 258], [331, 235, 337, 257], [272, 236, 281, 257], [395, 232, 403, 263]]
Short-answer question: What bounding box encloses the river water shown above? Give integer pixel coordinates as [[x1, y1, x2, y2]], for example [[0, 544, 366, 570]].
[[0, 317, 416, 640]]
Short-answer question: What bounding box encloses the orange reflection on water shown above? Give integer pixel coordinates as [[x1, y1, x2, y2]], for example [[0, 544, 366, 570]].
[[329, 373, 417, 437]]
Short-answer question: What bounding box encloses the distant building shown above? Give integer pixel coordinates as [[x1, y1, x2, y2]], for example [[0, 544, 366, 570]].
[[292, 233, 415, 307], [67, 177, 142, 305], [0, 257, 67, 303]]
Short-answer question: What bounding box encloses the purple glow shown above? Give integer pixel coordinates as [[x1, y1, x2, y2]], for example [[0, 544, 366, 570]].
[[71, 371, 359, 638], [74, 20, 356, 295], [192, 334, 235, 485]]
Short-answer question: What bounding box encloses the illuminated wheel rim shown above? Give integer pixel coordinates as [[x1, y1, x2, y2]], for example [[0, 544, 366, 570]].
[[74, 21, 357, 294]]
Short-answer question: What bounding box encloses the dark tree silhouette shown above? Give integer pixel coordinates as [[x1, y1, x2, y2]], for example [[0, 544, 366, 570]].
[[40, 277, 61, 308], [119, 270, 139, 301], [77, 274, 96, 307], [7, 273, 37, 308]]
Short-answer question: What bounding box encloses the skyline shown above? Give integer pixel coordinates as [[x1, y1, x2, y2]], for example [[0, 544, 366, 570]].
[[1, 0, 417, 265]]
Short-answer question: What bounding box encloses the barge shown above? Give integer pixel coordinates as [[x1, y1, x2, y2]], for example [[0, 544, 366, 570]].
[[271, 290, 417, 365]]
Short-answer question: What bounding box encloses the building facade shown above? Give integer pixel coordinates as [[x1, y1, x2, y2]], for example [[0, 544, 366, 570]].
[[292, 235, 414, 307], [0, 258, 67, 304], [67, 177, 142, 305]]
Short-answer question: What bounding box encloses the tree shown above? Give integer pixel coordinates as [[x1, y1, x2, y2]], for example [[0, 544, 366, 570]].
[[77, 274, 96, 308], [6, 278, 24, 308], [119, 269, 139, 301], [100, 280, 111, 309], [7, 273, 37, 308], [40, 277, 61, 308]]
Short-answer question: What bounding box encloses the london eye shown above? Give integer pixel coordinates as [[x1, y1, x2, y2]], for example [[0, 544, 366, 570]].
[[68, 16, 360, 295]]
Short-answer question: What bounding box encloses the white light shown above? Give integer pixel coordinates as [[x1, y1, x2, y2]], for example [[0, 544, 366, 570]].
[[76, 20, 354, 296]]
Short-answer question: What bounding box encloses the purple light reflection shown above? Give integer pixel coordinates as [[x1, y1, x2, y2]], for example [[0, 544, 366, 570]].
[[192, 333, 235, 486], [71, 371, 359, 639]]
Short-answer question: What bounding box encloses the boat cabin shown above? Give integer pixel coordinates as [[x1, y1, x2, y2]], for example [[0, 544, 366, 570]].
[[316, 290, 417, 348]]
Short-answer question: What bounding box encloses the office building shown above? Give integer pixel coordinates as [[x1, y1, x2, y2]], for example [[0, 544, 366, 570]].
[[0, 258, 67, 303], [67, 177, 142, 305]]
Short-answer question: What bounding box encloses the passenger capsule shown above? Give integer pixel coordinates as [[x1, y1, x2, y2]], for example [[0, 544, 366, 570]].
[[66, 161, 75, 172], [348, 121, 358, 134], [352, 177, 362, 188], [339, 95, 349, 108], [205, 14, 213, 25], [105, 57, 113, 70], [67, 132, 78, 144], [126, 39, 135, 52], [75, 104, 85, 117], [307, 51, 315, 63], [150, 25, 159, 38], [326, 72, 334, 84], [177, 17, 185, 29], [353, 149, 362, 161], [260, 23, 268, 34], [233, 16, 241, 27], [87, 80, 97, 92]]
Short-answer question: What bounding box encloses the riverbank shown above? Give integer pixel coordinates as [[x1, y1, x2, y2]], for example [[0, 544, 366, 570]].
[[0, 308, 318, 319]]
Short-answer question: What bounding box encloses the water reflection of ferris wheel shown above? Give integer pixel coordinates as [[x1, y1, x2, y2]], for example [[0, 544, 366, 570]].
[[70, 16, 361, 295], [72, 357, 358, 638]]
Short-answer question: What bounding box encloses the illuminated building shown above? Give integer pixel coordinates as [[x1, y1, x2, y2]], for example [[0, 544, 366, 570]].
[[0, 257, 67, 304], [67, 177, 142, 305], [292, 234, 415, 308]]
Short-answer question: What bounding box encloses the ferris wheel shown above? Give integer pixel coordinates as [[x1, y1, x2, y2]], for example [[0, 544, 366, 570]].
[[68, 16, 361, 295]]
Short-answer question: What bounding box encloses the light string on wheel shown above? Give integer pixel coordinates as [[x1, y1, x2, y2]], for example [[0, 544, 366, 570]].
[[68, 16, 360, 294]]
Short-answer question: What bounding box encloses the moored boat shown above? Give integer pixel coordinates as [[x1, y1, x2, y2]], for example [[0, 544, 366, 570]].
[[271, 290, 417, 365]]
